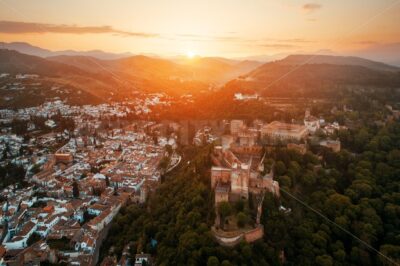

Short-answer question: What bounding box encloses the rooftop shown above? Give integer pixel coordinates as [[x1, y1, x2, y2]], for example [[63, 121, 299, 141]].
[[262, 121, 307, 133]]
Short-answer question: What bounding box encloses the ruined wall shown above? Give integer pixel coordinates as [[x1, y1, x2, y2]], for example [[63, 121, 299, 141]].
[[212, 225, 264, 247], [243, 225, 264, 243]]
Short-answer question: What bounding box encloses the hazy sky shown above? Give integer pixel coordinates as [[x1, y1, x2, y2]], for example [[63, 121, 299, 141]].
[[0, 0, 399, 57]]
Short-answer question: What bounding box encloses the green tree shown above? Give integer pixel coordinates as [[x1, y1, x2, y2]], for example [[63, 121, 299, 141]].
[[234, 199, 245, 212], [72, 180, 80, 198], [218, 202, 232, 228], [274, 161, 287, 176], [237, 212, 248, 228], [315, 255, 333, 266], [221, 260, 232, 266], [207, 256, 220, 266]]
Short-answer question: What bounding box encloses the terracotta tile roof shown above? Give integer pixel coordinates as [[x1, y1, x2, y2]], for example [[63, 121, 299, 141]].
[[16, 221, 35, 237], [0, 245, 6, 257]]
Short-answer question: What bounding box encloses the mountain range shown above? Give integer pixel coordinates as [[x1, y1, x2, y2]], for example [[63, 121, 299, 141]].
[[223, 54, 400, 98], [0, 48, 261, 102], [273, 54, 399, 72], [1, 43, 400, 107], [0, 42, 133, 60]]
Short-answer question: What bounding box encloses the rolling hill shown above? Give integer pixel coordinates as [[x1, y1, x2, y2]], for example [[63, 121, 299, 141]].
[[222, 55, 400, 98], [3, 48, 399, 107], [1, 42, 261, 85], [48, 54, 261, 84], [276, 54, 399, 72], [175, 57, 261, 83], [0, 49, 261, 106], [0, 49, 127, 102]]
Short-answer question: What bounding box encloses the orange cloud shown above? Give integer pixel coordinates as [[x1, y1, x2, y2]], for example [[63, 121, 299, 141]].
[[0, 20, 158, 38], [302, 3, 322, 13], [259, 43, 300, 49]]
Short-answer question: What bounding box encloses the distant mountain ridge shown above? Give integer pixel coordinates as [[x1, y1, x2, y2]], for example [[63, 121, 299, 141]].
[[0, 42, 133, 60], [0, 49, 128, 101], [2, 47, 400, 106], [0, 49, 88, 76], [47, 54, 262, 84], [0, 49, 261, 103], [278, 54, 399, 72], [352, 42, 400, 67], [221, 54, 400, 98]]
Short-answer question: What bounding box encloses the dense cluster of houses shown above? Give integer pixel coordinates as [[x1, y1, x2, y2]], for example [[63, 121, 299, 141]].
[[0, 98, 172, 265], [0, 183, 131, 265], [0, 124, 165, 264]]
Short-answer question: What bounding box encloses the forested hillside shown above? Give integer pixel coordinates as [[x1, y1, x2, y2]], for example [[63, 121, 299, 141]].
[[102, 89, 400, 265]]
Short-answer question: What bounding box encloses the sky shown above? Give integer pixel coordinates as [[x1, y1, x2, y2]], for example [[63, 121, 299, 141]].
[[0, 0, 399, 58]]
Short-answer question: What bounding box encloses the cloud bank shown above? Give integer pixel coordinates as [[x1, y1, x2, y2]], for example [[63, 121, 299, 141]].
[[0, 21, 158, 38]]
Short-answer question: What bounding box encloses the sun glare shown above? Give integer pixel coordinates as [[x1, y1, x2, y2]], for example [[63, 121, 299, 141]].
[[186, 51, 196, 59]]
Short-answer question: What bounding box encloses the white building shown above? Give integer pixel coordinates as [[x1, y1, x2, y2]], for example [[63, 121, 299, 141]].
[[230, 120, 245, 135], [304, 116, 320, 134], [3, 221, 37, 250], [261, 121, 308, 142]]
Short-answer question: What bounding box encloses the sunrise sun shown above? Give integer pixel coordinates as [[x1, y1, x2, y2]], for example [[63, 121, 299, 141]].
[[186, 50, 196, 59]]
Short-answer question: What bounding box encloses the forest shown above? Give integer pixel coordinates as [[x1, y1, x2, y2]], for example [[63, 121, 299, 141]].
[[102, 89, 400, 266]]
